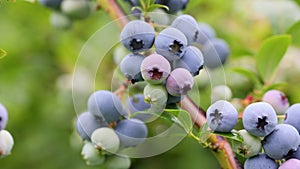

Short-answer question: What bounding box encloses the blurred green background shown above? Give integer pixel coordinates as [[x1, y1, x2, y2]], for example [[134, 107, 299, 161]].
[[1, 0, 300, 169]]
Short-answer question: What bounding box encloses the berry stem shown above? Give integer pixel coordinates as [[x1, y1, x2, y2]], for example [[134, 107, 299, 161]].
[[98, 1, 242, 168], [97, 0, 129, 28], [179, 96, 242, 169]]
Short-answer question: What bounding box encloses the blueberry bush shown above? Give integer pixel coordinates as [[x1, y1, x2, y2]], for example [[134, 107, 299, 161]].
[[1, 0, 300, 169]]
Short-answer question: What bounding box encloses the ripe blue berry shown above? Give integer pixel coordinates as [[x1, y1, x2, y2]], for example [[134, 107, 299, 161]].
[[38, 0, 62, 9], [242, 102, 277, 137], [155, 27, 188, 61], [91, 127, 120, 153], [284, 104, 300, 133], [171, 15, 199, 45], [140, 54, 171, 84], [164, 0, 189, 13], [61, 0, 92, 20], [279, 159, 300, 169], [0, 104, 8, 130], [244, 153, 278, 169], [81, 141, 105, 166], [173, 46, 204, 76], [115, 118, 148, 147], [88, 90, 127, 123], [76, 112, 107, 140], [290, 146, 300, 160], [120, 20, 155, 53], [0, 130, 14, 157], [105, 155, 131, 169], [263, 124, 300, 160], [167, 94, 183, 105], [126, 94, 151, 121], [120, 53, 145, 84], [202, 38, 230, 69], [196, 22, 216, 45], [50, 12, 72, 30], [206, 100, 238, 132], [262, 90, 289, 115], [166, 68, 194, 96]]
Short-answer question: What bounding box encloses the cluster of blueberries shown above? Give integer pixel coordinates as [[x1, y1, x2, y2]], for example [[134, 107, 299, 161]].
[[75, 10, 232, 168], [38, 0, 94, 30], [75, 90, 149, 168], [0, 103, 14, 158], [206, 89, 300, 169]]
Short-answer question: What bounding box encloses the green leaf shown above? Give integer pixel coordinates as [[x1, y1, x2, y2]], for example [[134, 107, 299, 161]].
[[294, 0, 300, 6], [164, 109, 193, 133], [0, 48, 7, 59], [262, 82, 287, 93], [213, 130, 244, 143], [131, 6, 144, 13], [146, 4, 169, 12], [287, 20, 300, 47], [198, 123, 211, 143], [256, 35, 291, 82], [231, 67, 263, 89]]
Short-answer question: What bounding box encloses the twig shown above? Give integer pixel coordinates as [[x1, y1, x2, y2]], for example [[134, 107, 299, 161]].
[[180, 96, 242, 169]]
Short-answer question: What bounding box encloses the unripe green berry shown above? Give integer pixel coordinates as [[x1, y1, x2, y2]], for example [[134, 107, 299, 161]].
[[91, 127, 120, 153], [105, 155, 131, 169], [143, 84, 168, 107], [234, 129, 262, 158], [0, 130, 14, 157], [81, 141, 105, 166]]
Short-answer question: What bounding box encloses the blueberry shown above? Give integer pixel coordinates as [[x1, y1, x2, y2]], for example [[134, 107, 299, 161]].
[[143, 84, 168, 107], [163, 0, 189, 13], [206, 100, 238, 132], [91, 127, 120, 153], [173, 46, 204, 76], [81, 141, 105, 166], [211, 85, 232, 103], [50, 12, 73, 30], [284, 104, 300, 133], [120, 53, 145, 83], [115, 118, 148, 147], [61, 0, 92, 20], [290, 146, 300, 159], [242, 102, 277, 137], [105, 155, 131, 169], [0, 104, 8, 130], [120, 20, 155, 53], [140, 54, 171, 84], [166, 68, 194, 96], [155, 27, 188, 61], [38, 0, 62, 9], [0, 130, 14, 157], [171, 15, 198, 45], [235, 129, 262, 158], [262, 90, 289, 115], [263, 124, 300, 160], [244, 153, 278, 169], [167, 94, 183, 105], [147, 9, 170, 26], [202, 38, 230, 69], [126, 94, 151, 121], [76, 112, 107, 140], [88, 90, 127, 123], [279, 159, 300, 169], [196, 22, 216, 45]]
